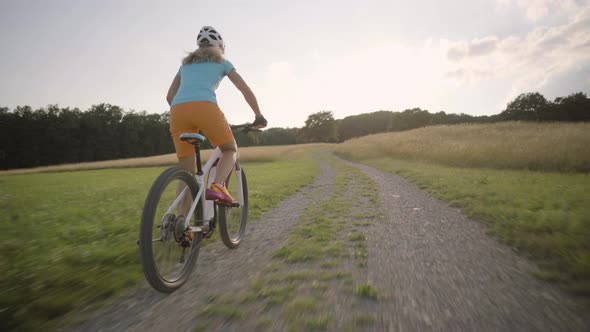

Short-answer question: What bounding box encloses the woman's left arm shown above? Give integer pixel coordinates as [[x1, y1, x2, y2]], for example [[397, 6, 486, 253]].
[[166, 74, 180, 106]]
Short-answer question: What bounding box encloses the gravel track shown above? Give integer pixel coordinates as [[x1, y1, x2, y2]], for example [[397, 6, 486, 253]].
[[64, 157, 589, 332]]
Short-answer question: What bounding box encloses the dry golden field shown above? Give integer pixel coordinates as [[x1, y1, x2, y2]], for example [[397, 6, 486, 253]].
[[0, 143, 331, 175], [334, 122, 590, 172]]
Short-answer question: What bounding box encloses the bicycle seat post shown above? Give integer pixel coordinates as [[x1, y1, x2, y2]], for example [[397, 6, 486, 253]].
[[194, 143, 203, 176], [179, 133, 207, 176]]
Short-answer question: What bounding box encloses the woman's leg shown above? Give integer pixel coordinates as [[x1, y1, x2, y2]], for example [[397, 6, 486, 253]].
[[178, 154, 196, 176], [214, 138, 237, 184]]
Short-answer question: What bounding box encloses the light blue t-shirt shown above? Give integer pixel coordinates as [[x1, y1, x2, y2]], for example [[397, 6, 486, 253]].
[[171, 59, 235, 107]]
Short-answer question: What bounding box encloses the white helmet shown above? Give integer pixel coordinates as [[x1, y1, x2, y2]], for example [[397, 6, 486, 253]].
[[197, 26, 224, 47]]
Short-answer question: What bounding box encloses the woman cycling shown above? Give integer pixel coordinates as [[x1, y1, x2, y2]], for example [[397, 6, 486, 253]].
[[166, 26, 266, 203]]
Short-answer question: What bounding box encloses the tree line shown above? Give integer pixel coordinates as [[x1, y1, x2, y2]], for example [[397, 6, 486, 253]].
[[305, 91, 589, 142], [0, 104, 172, 170], [1, 91, 588, 170]]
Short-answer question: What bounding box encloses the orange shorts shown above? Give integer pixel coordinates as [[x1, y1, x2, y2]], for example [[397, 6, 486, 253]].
[[169, 101, 234, 157]]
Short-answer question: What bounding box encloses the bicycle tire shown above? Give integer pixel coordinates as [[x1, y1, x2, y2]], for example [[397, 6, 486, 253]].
[[218, 162, 248, 249], [139, 166, 204, 293]]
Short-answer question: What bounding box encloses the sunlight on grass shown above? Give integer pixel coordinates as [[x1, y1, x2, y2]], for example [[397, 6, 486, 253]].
[[334, 122, 590, 172], [0, 155, 320, 331]]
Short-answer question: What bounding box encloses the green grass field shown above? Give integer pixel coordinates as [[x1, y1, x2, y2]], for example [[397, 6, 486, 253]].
[[0, 157, 319, 332], [2, 121, 589, 330], [335, 122, 590, 298]]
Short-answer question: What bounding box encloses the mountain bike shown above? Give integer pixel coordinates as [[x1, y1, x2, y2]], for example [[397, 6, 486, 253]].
[[138, 124, 255, 293]]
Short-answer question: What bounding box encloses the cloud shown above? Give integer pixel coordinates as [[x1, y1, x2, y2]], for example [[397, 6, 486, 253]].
[[444, 67, 494, 81], [257, 6, 590, 125], [445, 6, 590, 93], [257, 40, 455, 125], [447, 36, 499, 62], [496, 0, 581, 21]]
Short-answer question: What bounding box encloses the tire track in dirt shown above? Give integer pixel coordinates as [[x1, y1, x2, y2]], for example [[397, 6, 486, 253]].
[[342, 158, 589, 331]]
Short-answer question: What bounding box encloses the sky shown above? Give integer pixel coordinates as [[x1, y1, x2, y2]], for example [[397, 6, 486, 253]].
[[0, 0, 589, 128]]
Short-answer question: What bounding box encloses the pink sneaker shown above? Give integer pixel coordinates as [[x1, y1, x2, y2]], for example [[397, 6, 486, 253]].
[[206, 182, 234, 204]]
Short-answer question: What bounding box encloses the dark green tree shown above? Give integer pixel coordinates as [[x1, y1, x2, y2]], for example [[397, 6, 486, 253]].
[[550, 92, 590, 121], [300, 111, 339, 143], [259, 127, 299, 145], [500, 92, 551, 121], [339, 110, 394, 140]]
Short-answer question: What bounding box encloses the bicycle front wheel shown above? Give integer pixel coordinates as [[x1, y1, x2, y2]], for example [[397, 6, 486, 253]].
[[139, 166, 204, 293], [218, 161, 248, 249]]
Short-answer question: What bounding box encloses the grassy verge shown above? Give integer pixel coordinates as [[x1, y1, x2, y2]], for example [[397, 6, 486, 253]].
[[348, 157, 590, 296], [0, 157, 319, 331]]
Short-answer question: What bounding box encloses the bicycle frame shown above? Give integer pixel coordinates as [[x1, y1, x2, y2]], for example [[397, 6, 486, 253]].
[[163, 146, 244, 230]]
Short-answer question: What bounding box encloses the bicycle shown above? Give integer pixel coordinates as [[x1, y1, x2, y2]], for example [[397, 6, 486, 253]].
[[139, 124, 256, 293]]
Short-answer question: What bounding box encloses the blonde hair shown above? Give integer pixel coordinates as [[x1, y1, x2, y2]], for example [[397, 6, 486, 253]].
[[182, 45, 224, 65]]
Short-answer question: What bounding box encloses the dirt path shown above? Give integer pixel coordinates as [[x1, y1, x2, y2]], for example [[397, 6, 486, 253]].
[[65, 156, 589, 332], [342, 158, 589, 331]]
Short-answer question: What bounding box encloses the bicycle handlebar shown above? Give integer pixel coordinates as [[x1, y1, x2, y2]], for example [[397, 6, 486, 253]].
[[230, 123, 261, 132]]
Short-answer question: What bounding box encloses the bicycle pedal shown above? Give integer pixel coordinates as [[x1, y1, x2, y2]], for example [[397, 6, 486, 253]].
[[215, 201, 240, 208]]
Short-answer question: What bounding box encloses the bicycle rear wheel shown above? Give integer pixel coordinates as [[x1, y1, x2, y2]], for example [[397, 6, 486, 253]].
[[139, 166, 204, 292], [218, 161, 248, 249]]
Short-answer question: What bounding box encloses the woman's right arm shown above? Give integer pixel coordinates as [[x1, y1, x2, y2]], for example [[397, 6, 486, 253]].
[[166, 74, 181, 106], [228, 69, 263, 119]]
